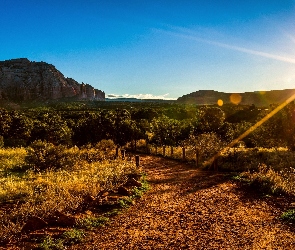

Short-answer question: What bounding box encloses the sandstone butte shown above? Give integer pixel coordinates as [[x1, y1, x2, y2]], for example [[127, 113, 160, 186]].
[[0, 58, 105, 102]]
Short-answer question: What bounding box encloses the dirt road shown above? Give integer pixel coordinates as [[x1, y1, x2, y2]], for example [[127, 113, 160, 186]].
[[70, 155, 295, 249]]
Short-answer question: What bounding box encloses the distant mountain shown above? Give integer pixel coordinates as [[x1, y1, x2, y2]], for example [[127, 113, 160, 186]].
[[177, 89, 295, 106], [106, 97, 175, 103], [0, 58, 105, 102], [106, 97, 143, 102]]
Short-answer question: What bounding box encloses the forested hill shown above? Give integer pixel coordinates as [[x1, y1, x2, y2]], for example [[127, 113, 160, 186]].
[[0, 58, 105, 102], [177, 89, 295, 106]]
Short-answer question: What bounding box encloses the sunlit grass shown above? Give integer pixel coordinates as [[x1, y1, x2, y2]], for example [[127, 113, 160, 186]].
[[2, 142, 295, 243], [218, 147, 295, 172], [0, 147, 27, 172], [137, 140, 295, 197], [137, 141, 295, 172], [0, 146, 137, 242], [240, 164, 295, 196]]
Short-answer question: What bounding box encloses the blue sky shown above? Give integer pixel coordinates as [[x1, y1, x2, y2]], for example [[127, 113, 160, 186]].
[[1, 1, 295, 99]]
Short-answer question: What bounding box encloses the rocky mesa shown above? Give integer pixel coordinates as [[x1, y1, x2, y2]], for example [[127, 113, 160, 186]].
[[177, 89, 295, 106], [0, 58, 105, 102]]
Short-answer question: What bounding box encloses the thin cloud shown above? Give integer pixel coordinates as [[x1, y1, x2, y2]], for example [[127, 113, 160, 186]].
[[107, 93, 176, 100], [107, 94, 120, 98], [210, 40, 295, 64], [161, 28, 295, 64], [284, 33, 295, 44]]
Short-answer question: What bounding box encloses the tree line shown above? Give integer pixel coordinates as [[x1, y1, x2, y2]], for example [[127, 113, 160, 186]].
[[1, 102, 295, 151]]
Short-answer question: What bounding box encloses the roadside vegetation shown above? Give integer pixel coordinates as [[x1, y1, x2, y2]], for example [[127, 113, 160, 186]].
[[0, 101, 295, 247], [0, 141, 145, 246]]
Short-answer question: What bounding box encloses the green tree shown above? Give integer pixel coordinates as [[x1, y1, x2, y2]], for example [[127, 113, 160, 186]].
[[0, 108, 12, 137], [150, 115, 172, 147], [30, 112, 72, 145], [188, 132, 223, 166], [192, 106, 225, 135], [280, 103, 295, 150], [131, 108, 159, 121], [251, 107, 286, 148], [6, 111, 33, 146], [175, 120, 192, 146], [72, 112, 104, 146]]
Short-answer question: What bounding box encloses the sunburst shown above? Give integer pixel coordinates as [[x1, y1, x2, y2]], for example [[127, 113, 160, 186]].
[[164, 26, 295, 166]]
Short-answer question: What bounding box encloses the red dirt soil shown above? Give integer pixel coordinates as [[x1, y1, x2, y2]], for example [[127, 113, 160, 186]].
[[68, 155, 295, 250]]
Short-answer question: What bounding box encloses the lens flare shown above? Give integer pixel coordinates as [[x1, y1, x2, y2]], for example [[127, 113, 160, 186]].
[[205, 92, 295, 167], [217, 99, 223, 106], [230, 93, 242, 105]]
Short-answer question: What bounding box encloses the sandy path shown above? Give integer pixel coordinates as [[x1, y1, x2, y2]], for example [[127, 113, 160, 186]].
[[70, 155, 295, 250]]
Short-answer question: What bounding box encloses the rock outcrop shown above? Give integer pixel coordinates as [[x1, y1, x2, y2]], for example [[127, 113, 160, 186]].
[[0, 58, 105, 102], [177, 89, 295, 106]]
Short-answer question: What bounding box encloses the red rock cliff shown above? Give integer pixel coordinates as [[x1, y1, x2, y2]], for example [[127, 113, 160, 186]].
[[0, 58, 105, 102]]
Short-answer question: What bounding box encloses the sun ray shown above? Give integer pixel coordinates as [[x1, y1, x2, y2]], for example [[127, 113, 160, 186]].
[[161, 28, 295, 64], [158, 26, 295, 167], [205, 92, 295, 167]]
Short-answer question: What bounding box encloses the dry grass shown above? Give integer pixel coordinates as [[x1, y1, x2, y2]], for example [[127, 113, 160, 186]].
[[240, 164, 295, 196], [218, 147, 295, 172], [0, 147, 27, 171], [0, 146, 138, 242], [136, 141, 295, 197], [138, 141, 295, 173], [2, 142, 295, 245]]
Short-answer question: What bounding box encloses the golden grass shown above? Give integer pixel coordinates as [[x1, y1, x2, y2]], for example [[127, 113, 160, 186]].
[[0, 147, 137, 241], [241, 164, 295, 196], [0, 147, 27, 171], [135, 141, 295, 196], [139, 142, 294, 171]]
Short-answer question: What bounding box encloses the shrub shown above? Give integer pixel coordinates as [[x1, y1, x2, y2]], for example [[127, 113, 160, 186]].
[[37, 230, 85, 250], [0, 153, 137, 241], [62, 229, 85, 245], [281, 209, 295, 222], [80, 139, 116, 162], [25, 140, 77, 172], [76, 216, 109, 229], [38, 236, 64, 250], [4, 138, 27, 147], [219, 147, 295, 172], [187, 132, 224, 166], [95, 139, 116, 152], [240, 164, 295, 196]]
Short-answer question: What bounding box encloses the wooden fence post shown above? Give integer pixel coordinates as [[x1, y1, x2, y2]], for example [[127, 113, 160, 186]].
[[196, 149, 199, 166], [212, 157, 218, 171], [121, 149, 125, 160], [182, 147, 185, 161], [116, 147, 119, 159], [135, 155, 140, 167], [146, 141, 150, 154], [127, 153, 132, 161], [163, 146, 166, 157]]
